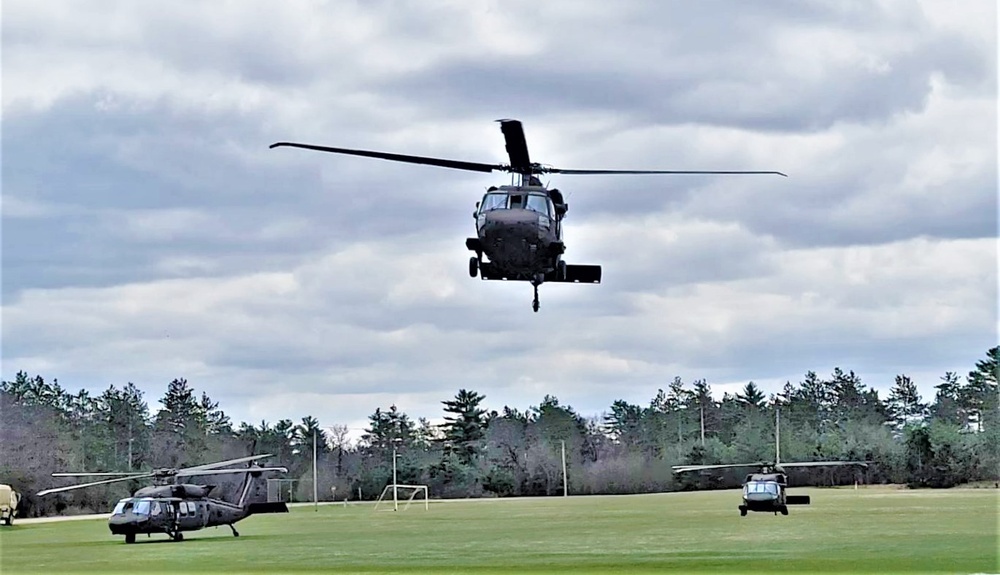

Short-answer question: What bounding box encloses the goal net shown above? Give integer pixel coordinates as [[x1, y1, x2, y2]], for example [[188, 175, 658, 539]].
[[374, 484, 428, 511], [267, 478, 299, 503]]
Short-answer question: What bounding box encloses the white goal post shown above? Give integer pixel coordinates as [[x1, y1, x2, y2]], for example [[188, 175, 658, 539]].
[[374, 484, 428, 511]]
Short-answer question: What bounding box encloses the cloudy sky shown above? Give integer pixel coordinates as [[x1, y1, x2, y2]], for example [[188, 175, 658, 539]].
[[2, 0, 996, 438]]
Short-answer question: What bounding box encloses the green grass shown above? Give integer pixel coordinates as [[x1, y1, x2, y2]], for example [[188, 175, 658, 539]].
[[0, 488, 996, 574]]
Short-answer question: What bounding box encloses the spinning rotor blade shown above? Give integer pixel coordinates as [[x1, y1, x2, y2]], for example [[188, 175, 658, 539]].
[[51, 472, 150, 478], [672, 463, 764, 473], [38, 473, 154, 496], [270, 142, 504, 174], [545, 168, 788, 177], [497, 119, 532, 173], [177, 466, 288, 478], [778, 461, 869, 468], [183, 454, 276, 472]]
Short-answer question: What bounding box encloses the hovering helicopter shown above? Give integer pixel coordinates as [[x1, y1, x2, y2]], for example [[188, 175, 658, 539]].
[[672, 410, 868, 516], [271, 119, 786, 312], [37, 455, 289, 543]]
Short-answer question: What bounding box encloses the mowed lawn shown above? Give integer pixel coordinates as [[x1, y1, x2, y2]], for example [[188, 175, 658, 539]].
[[0, 488, 996, 574]]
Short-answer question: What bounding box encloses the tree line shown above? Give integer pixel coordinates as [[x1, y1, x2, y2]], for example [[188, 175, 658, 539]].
[[1, 347, 996, 517]]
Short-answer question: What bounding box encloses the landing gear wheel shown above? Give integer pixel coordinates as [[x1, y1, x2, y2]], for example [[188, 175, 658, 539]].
[[557, 260, 567, 281], [779, 506, 788, 516], [531, 284, 540, 312], [173, 532, 184, 541], [125, 533, 136, 544], [739, 507, 747, 517], [228, 524, 240, 537], [469, 256, 479, 278]]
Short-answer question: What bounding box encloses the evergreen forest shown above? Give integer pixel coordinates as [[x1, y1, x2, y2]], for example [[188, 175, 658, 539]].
[[2, 347, 997, 517]]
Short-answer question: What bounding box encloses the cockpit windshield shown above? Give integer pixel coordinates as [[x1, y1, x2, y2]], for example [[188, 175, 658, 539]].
[[132, 499, 152, 516], [112, 498, 133, 515], [744, 481, 779, 495], [525, 194, 551, 216], [480, 192, 508, 212]]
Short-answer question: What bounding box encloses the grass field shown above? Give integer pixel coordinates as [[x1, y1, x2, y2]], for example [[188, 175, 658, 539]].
[[0, 488, 996, 574]]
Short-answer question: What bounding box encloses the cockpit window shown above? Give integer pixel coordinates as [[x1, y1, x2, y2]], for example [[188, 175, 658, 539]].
[[112, 499, 133, 515], [525, 194, 550, 216], [480, 192, 508, 212], [133, 499, 152, 516], [744, 481, 779, 495]]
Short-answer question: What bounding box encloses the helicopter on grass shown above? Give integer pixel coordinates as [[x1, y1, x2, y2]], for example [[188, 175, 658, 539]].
[[271, 119, 786, 312], [672, 411, 868, 516], [37, 455, 288, 543]]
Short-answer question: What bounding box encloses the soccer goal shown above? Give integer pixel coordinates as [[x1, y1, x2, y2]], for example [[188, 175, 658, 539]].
[[373, 484, 428, 511], [267, 478, 299, 503]]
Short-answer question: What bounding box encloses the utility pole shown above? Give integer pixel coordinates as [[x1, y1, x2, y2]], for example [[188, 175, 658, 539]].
[[313, 431, 318, 512], [700, 404, 705, 446], [127, 418, 134, 471], [392, 445, 399, 511], [775, 407, 781, 465], [561, 440, 568, 497]]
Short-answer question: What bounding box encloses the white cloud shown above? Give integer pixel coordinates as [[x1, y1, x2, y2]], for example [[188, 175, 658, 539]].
[[2, 0, 995, 429]]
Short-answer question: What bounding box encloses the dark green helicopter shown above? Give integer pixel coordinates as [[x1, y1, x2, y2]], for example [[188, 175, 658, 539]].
[[271, 120, 786, 312], [672, 411, 868, 516], [37, 455, 288, 543]]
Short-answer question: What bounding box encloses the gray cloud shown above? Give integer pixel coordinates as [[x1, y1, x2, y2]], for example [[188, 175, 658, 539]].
[[2, 0, 995, 428]]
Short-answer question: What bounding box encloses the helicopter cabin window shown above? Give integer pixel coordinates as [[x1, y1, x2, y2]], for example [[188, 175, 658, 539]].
[[525, 194, 550, 216], [744, 481, 779, 495], [150, 501, 162, 516], [479, 192, 508, 212]]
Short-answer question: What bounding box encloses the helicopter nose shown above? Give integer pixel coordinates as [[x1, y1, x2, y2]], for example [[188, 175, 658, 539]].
[[744, 493, 778, 503], [480, 209, 539, 241], [482, 208, 537, 227]]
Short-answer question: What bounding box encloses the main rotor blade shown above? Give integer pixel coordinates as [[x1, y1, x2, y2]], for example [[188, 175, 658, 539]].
[[38, 473, 154, 496], [496, 119, 531, 173], [270, 142, 504, 174], [183, 454, 276, 472], [177, 467, 288, 478], [545, 168, 788, 177], [779, 461, 869, 468], [52, 472, 150, 478], [672, 463, 763, 473]]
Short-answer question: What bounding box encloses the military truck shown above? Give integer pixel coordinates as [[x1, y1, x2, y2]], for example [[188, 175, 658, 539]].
[[0, 484, 20, 525]]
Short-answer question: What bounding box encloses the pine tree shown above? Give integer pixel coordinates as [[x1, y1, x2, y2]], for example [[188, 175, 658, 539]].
[[736, 382, 766, 409], [887, 374, 926, 430], [964, 347, 999, 432]]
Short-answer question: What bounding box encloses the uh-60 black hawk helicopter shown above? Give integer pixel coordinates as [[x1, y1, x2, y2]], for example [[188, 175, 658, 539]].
[[271, 119, 786, 311], [672, 411, 868, 516], [37, 455, 288, 543]]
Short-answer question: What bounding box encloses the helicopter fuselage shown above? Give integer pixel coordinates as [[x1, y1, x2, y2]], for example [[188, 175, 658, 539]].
[[106, 478, 288, 543], [465, 185, 601, 310], [471, 185, 563, 279], [738, 472, 811, 516]]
